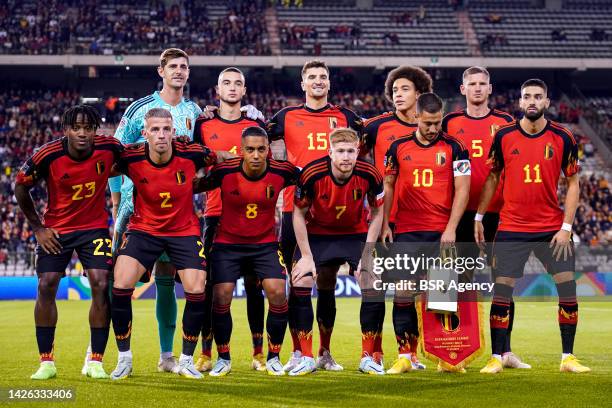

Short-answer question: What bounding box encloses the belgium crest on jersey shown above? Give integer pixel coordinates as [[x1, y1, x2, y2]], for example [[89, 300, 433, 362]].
[[436, 151, 446, 166], [186, 117, 192, 131], [544, 142, 554, 160], [95, 160, 105, 175], [329, 117, 338, 129], [266, 184, 275, 199], [490, 124, 500, 137], [353, 188, 363, 201], [176, 170, 186, 184]]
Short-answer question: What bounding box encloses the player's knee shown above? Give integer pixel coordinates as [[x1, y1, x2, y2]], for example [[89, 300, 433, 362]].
[[89, 277, 109, 298], [212, 287, 233, 305], [265, 284, 286, 303], [37, 274, 60, 298], [292, 274, 314, 288]]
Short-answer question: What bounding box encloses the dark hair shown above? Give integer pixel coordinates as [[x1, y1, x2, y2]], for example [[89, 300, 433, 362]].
[[242, 126, 268, 139], [462, 66, 490, 82], [301, 60, 329, 77], [416, 92, 444, 114], [521, 78, 548, 95], [384, 65, 433, 103], [218, 67, 245, 82], [61, 105, 101, 129]]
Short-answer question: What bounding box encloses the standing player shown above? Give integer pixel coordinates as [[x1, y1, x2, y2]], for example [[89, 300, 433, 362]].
[[290, 128, 384, 376], [192, 67, 268, 373], [15, 106, 121, 380], [382, 93, 470, 374], [105, 48, 201, 373], [267, 60, 363, 372], [109, 108, 224, 380], [360, 65, 432, 369], [477, 79, 590, 374], [194, 126, 299, 376], [442, 66, 529, 370]]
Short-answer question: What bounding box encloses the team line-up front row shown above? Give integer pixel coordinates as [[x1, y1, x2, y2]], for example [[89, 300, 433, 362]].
[[15, 74, 590, 382]]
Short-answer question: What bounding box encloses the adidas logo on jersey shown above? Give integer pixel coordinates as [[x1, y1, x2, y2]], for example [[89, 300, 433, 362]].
[[386, 135, 397, 141], [511, 149, 520, 155], [457, 128, 465, 135], [61, 173, 70, 180], [295, 121, 304, 127], [403, 155, 412, 161], [320, 193, 330, 200], [210, 133, 219, 140], [230, 189, 240, 196], [140, 177, 149, 184]]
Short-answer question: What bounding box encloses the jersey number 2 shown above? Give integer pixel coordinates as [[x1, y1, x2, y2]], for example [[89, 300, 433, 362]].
[[160, 192, 173, 208]]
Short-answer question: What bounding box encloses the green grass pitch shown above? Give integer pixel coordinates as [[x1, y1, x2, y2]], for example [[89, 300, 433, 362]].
[[1, 298, 611, 407]]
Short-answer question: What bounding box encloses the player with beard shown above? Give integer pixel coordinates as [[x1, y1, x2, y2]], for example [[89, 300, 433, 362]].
[[442, 66, 529, 371], [477, 79, 590, 374]]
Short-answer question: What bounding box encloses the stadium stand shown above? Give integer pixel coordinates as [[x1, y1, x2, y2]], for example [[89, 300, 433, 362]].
[[276, 5, 470, 56], [470, 8, 612, 57], [0, 0, 270, 56]]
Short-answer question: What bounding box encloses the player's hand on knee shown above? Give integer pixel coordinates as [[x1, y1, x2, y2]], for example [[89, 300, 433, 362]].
[[550, 230, 573, 261], [34, 227, 62, 255], [240, 104, 265, 121], [292, 256, 316, 283], [200, 105, 218, 119]]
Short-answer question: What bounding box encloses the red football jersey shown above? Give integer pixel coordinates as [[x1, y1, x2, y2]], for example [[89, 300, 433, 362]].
[[193, 113, 265, 217], [488, 120, 580, 233], [442, 109, 513, 212], [294, 157, 384, 235], [202, 158, 299, 244], [267, 103, 362, 212], [117, 141, 216, 236], [363, 111, 417, 223], [385, 132, 470, 234], [16, 135, 122, 234]]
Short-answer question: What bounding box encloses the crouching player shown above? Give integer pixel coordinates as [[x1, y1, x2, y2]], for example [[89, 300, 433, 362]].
[[290, 128, 384, 376], [109, 108, 227, 380], [194, 126, 299, 376]]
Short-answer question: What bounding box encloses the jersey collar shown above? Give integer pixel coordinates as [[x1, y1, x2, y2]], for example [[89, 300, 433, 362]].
[[303, 103, 332, 113], [393, 112, 418, 127], [518, 119, 550, 139], [62, 137, 95, 162], [240, 158, 270, 181], [145, 141, 175, 168], [414, 131, 440, 148], [463, 107, 492, 120], [327, 156, 354, 186]]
